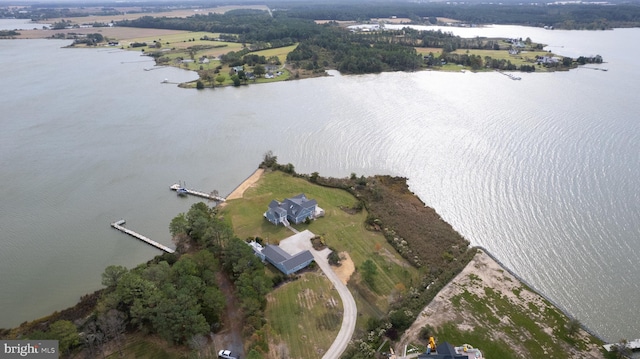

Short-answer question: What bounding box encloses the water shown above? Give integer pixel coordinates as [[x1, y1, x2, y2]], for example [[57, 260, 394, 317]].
[[0, 19, 51, 31], [1, 25, 638, 344]]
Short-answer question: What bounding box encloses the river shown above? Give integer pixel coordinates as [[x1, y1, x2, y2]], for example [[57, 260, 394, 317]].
[[0, 23, 638, 344]]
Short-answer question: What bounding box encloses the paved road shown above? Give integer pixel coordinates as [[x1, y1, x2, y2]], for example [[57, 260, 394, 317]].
[[279, 230, 358, 359]]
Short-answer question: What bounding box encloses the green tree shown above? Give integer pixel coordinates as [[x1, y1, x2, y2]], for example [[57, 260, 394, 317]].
[[261, 150, 278, 168], [201, 285, 226, 325], [196, 80, 205, 89], [49, 320, 79, 354], [169, 213, 188, 237], [215, 74, 226, 85], [101, 265, 128, 288], [328, 250, 341, 266], [253, 64, 266, 78], [231, 74, 241, 86]]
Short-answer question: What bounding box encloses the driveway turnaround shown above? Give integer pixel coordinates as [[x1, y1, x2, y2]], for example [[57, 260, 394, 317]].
[[279, 230, 358, 359]]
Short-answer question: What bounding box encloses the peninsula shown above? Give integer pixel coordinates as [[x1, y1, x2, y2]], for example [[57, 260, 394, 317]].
[[0, 154, 614, 359], [2, 2, 610, 88]]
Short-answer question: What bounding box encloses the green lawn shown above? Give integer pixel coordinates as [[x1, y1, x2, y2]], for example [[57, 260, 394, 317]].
[[124, 33, 297, 85], [265, 272, 340, 359], [222, 170, 421, 328], [250, 44, 298, 64], [417, 43, 561, 72]]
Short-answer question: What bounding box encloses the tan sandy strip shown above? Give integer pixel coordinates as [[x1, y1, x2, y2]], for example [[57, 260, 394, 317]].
[[225, 168, 264, 200]]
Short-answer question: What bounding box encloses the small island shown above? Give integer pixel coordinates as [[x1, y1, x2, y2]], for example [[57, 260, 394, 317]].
[[1, 153, 623, 359]]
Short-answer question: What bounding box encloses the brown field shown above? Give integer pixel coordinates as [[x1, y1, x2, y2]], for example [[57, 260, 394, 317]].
[[314, 20, 356, 25], [371, 17, 413, 24], [15, 27, 189, 40], [437, 17, 462, 23], [415, 47, 443, 56], [44, 5, 270, 26]]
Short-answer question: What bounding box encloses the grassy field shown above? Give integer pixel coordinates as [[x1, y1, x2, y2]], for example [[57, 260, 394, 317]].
[[120, 31, 296, 86], [453, 48, 552, 69], [265, 272, 340, 359], [415, 47, 442, 57], [123, 31, 244, 56], [222, 170, 421, 339], [416, 42, 560, 72], [251, 44, 299, 65]]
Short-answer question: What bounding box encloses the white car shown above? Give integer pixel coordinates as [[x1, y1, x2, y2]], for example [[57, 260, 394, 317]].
[[218, 349, 237, 359]]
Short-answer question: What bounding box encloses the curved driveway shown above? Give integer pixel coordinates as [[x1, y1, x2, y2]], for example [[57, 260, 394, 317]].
[[279, 230, 358, 359]]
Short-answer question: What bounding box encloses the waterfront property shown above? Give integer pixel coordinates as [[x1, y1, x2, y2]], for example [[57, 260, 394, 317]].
[[263, 193, 324, 225]]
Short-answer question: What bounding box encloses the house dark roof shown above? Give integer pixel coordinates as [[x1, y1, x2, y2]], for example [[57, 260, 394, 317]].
[[262, 245, 290, 264], [265, 193, 318, 224], [287, 194, 317, 209], [261, 245, 314, 274], [283, 250, 314, 272]]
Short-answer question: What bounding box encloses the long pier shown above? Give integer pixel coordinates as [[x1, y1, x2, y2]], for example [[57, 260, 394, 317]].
[[496, 70, 522, 80], [170, 183, 226, 202], [110, 220, 175, 254], [603, 338, 640, 352]]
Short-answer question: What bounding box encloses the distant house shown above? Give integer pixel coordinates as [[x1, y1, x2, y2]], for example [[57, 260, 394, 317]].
[[262, 245, 314, 275], [199, 56, 210, 64], [536, 56, 560, 64], [232, 65, 244, 73], [264, 194, 323, 225]]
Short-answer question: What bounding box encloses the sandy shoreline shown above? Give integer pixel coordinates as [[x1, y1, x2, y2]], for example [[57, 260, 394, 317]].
[[224, 168, 264, 201]]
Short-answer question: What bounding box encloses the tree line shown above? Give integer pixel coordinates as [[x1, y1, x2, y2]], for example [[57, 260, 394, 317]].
[[276, 2, 640, 29], [16, 201, 273, 358]]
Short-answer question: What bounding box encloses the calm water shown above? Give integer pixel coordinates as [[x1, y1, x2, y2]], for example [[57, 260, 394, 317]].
[[1, 25, 638, 343]]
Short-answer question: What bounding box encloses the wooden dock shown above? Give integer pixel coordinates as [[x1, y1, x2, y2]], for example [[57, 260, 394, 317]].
[[496, 70, 522, 80], [110, 220, 175, 254], [603, 338, 640, 352], [170, 183, 225, 202]]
